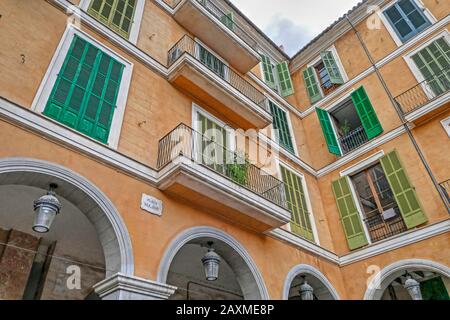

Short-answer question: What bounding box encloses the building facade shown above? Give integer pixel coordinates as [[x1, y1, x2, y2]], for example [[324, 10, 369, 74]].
[[0, 0, 449, 300]]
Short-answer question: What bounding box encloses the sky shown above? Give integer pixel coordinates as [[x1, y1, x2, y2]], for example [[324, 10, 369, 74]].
[[229, 0, 363, 56]]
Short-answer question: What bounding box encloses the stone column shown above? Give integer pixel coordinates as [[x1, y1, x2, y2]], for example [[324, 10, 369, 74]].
[[93, 273, 177, 300]]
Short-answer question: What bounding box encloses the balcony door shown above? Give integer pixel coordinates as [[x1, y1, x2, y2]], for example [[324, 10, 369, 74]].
[[350, 163, 407, 243]]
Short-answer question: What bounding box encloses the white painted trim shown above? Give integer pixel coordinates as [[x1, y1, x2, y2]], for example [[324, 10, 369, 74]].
[[93, 273, 177, 300], [378, 0, 437, 47], [0, 97, 159, 184], [31, 25, 133, 150], [156, 226, 270, 300], [340, 150, 385, 176], [441, 116, 450, 138], [78, 0, 145, 45], [364, 258, 450, 300], [282, 264, 340, 300], [277, 160, 320, 245], [0, 157, 135, 277]]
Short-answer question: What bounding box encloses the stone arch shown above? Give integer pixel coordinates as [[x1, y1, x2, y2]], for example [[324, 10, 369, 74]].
[[282, 264, 340, 300], [0, 157, 134, 277], [157, 226, 269, 300], [364, 259, 450, 300]]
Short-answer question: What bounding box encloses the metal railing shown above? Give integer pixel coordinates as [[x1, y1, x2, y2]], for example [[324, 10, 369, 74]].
[[165, 0, 258, 50], [157, 123, 289, 210], [364, 212, 407, 243], [439, 179, 450, 203], [394, 67, 450, 114], [168, 35, 268, 112], [339, 126, 369, 155]]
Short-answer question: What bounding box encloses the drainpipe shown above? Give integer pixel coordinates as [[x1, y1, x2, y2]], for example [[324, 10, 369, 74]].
[[344, 14, 450, 213]]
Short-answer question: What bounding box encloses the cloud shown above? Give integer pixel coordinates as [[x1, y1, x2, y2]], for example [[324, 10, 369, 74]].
[[264, 15, 314, 56]]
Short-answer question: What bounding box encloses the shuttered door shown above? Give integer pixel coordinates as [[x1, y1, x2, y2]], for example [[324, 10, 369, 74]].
[[44, 35, 124, 144], [379, 150, 427, 229], [280, 166, 314, 242], [303, 67, 322, 104], [316, 108, 341, 156], [412, 37, 450, 96], [332, 177, 368, 250], [351, 86, 383, 140]]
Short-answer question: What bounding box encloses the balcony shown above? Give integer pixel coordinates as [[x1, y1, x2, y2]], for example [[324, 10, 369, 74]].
[[364, 211, 408, 243], [339, 126, 368, 155], [395, 68, 450, 123], [167, 35, 271, 129], [156, 124, 291, 232], [165, 0, 260, 73]]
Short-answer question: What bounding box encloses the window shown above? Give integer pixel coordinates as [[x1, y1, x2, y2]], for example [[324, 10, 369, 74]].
[[268, 101, 295, 154], [332, 150, 427, 250], [87, 0, 137, 39], [316, 87, 383, 156], [260, 55, 294, 97], [280, 165, 315, 242], [411, 36, 450, 96], [383, 0, 431, 43], [441, 117, 450, 138], [303, 50, 345, 104], [43, 35, 124, 144]]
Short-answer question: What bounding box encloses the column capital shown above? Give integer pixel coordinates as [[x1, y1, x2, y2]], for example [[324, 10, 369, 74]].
[[94, 273, 177, 300]]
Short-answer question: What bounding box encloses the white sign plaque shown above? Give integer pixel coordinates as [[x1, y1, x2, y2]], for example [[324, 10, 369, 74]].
[[141, 194, 163, 216]]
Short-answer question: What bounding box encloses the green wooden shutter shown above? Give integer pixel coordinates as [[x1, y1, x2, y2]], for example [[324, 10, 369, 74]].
[[332, 177, 368, 250], [280, 166, 314, 242], [261, 55, 276, 89], [269, 101, 295, 154], [316, 108, 341, 156], [379, 150, 427, 229], [44, 35, 124, 144], [302, 67, 322, 104], [88, 0, 137, 39], [320, 51, 344, 84], [276, 61, 294, 97], [351, 86, 383, 140], [412, 37, 450, 96], [220, 12, 234, 30], [420, 277, 450, 300]]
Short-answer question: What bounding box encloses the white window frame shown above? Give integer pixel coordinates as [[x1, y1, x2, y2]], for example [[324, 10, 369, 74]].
[[307, 44, 349, 98], [441, 116, 450, 138], [403, 30, 450, 100], [275, 159, 320, 245], [192, 103, 236, 160], [268, 99, 299, 157], [377, 0, 437, 47], [79, 0, 145, 45], [31, 25, 133, 149]]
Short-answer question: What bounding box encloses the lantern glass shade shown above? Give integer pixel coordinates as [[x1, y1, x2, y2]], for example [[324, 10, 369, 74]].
[[33, 190, 61, 233], [201, 248, 221, 281], [299, 278, 314, 300], [404, 275, 423, 300]]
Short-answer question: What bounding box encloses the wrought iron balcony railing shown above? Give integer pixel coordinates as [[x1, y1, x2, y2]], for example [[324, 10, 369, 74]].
[[439, 179, 450, 204], [157, 123, 289, 210], [394, 67, 450, 115], [339, 125, 369, 155], [164, 0, 258, 50], [364, 211, 407, 243], [168, 35, 268, 112]]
